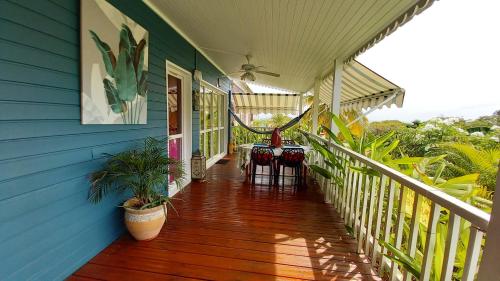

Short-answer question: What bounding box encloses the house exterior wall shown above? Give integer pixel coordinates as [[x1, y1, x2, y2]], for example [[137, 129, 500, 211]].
[[0, 0, 229, 280]]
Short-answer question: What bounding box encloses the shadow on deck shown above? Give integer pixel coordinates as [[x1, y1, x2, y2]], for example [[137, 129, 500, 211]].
[[70, 155, 380, 281]]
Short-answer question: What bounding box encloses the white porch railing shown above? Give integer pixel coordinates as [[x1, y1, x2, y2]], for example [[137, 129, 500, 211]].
[[301, 131, 491, 281]]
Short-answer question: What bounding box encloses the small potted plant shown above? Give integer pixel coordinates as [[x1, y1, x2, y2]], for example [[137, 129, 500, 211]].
[[88, 137, 185, 241]]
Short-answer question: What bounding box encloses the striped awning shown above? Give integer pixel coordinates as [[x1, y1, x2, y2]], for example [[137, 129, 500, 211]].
[[232, 93, 300, 115], [319, 60, 405, 112]]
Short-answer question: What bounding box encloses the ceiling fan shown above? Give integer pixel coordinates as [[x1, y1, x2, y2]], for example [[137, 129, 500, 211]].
[[233, 55, 280, 81]]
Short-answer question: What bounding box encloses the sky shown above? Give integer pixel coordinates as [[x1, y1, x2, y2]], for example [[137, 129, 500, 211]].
[[249, 0, 499, 122], [357, 0, 500, 122]]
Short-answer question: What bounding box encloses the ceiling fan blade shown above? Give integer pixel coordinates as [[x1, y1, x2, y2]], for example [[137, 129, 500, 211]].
[[227, 70, 245, 75], [255, 70, 280, 77]]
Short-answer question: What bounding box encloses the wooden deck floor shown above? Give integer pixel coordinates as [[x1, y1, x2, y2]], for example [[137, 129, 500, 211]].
[[70, 156, 380, 281]]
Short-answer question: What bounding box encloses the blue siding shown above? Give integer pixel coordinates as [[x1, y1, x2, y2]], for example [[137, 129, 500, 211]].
[[0, 0, 230, 280]]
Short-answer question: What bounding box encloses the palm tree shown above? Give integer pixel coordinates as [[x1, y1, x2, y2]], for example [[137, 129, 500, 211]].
[[436, 143, 499, 190]]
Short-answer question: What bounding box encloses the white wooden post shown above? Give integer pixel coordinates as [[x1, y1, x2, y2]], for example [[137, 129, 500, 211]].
[[330, 59, 343, 133], [311, 78, 320, 133], [299, 92, 304, 115], [477, 166, 500, 281]]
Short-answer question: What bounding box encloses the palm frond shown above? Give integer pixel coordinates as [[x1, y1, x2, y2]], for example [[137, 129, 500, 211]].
[[88, 137, 186, 209]]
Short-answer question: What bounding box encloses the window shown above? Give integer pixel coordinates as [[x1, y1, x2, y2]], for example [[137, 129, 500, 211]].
[[199, 82, 227, 163], [167, 74, 183, 183]]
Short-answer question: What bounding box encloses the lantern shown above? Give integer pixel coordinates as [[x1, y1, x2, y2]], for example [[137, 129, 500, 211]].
[[191, 151, 206, 180]]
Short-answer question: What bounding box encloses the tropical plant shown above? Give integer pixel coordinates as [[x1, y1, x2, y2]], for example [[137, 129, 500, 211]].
[[308, 113, 495, 280], [340, 109, 368, 138], [270, 113, 292, 127], [302, 133, 345, 188], [88, 137, 185, 210], [302, 95, 332, 131], [434, 143, 500, 190], [90, 24, 148, 124]]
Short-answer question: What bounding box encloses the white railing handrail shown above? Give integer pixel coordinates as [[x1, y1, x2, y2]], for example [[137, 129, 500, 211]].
[[301, 130, 491, 231]]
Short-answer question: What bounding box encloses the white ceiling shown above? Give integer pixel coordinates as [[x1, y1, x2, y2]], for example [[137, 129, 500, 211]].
[[146, 0, 430, 93]]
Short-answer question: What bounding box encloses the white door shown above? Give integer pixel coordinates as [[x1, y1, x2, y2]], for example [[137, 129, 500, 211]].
[[166, 61, 192, 196], [199, 81, 228, 168]]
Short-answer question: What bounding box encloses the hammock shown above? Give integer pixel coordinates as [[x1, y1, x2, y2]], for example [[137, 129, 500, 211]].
[[229, 107, 311, 134]]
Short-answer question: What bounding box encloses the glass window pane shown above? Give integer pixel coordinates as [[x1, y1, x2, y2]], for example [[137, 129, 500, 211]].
[[213, 128, 219, 155], [167, 75, 182, 135], [200, 133, 204, 156], [213, 94, 219, 129], [168, 138, 182, 182], [205, 91, 212, 129], [219, 95, 224, 129], [200, 86, 204, 130], [206, 130, 212, 158]]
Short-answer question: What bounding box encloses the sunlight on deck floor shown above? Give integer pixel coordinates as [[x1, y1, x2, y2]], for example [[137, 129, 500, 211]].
[[70, 155, 381, 281]]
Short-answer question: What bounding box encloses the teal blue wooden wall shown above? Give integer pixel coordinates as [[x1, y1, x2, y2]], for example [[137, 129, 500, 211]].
[[0, 0, 230, 280]]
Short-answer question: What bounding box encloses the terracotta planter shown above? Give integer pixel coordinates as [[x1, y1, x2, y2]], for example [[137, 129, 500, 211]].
[[123, 198, 166, 241]]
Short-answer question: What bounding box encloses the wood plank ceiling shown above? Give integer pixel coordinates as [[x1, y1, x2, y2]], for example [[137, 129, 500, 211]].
[[146, 0, 429, 93]]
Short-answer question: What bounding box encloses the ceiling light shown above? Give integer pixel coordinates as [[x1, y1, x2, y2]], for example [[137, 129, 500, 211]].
[[241, 72, 255, 81]]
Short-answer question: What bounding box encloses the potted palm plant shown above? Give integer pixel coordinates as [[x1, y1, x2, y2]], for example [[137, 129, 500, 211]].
[[88, 137, 185, 241]]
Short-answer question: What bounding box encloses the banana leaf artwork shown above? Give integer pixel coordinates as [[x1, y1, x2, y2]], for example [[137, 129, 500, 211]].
[[81, 0, 148, 124]]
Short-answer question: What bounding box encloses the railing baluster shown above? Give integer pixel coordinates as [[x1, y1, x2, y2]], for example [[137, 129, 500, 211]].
[[300, 130, 491, 281], [342, 157, 351, 220], [354, 164, 364, 241], [462, 226, 484, 281], [379, 178, 395, 276], [348, 160, 359, 229], [372, 175, 387, 268], [365, 174, 378, 254], [345, 162, 354, 224], [390, 185, 407, 281], [339, 153, 346, 216], [333, 150, 340, 210], [441, 212, 461, 281], [358, 174, 371, 253], [420, 202, 441, 281], [404, 193, 422, 281], [330, 148, 337, 206]]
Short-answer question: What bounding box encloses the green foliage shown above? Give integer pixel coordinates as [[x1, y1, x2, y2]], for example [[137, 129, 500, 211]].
[[435, 143, 499, 191], [89, 24, 148, 124], [88, 137, 186, 209], [89, 30, 116, 76], [367, 114, 499, 191], [307, 113, 496, 281], [368, 120, 407, 136], [381, 241, 421, 279], [270, 113, 292, 127]]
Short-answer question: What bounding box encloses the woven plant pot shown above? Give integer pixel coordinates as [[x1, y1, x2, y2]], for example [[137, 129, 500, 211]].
[[123, 198, 166, 241]]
